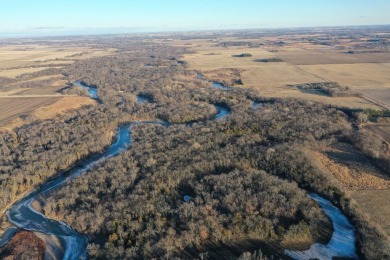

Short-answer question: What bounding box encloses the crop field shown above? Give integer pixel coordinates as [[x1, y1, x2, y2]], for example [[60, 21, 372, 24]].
[[0, 44, 115, 70], [240, 63, 322, 88], [181, 41, 386, 109], [0, 96, 95, 130], [299, 63, 390, 88], [0, 97, 60, 125], [178, 27, 390, 111], [13, 85, 65, 96], [364, 124, 390, 144], [357, 88, 390, 109], [0, 42, 114, 130], [183, 48, 274, 70], [0, 48, 78, 69], [276, 48, 390, 65], [0, 67, 54, 78]]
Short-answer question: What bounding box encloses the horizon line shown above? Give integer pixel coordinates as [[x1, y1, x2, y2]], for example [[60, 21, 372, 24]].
[[1, 24, 390, 40]]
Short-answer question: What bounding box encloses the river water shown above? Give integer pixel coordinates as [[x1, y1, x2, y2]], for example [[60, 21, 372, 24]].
[[74, 81, 98, 99], [0, 83, 358, 260], [286, 194, 358, 260]]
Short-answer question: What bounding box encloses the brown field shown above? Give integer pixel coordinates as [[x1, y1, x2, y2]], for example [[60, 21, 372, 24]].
[[277, 48, 390, 65], [0, 44, 115, 70], [13, 85, 64, 96], [381, 126, 390, 132], [0, 42, 113, 130], [351, 190, 390, 235], [357, 88, 390, 109], [364, 124, 390, 144], [184, 48, 274, 70], [0, 88, 31, 96], [312, 143, 390, 190], [180, 36, 390, 110], [0, 49, 78, 69], [299, 63, 390, 88], [0, 67, 54, 78], [0, 96, 96, 131], [0, 97, 60, 125], [240, 63, 322, 87], [34, 96, 95, 119], [66, 49, 117, 60], [299, 63, 390, 109]]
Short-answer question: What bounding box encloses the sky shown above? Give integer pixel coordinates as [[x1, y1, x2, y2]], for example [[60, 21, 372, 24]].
[[1, 0, 389, 36]]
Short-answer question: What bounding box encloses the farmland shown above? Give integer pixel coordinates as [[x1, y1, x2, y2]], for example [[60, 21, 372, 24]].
[[364, 124, 390, 144], [180, 30, 390, 110], [0, 27, 389, 259], [179, 27, 390, 242], [0, 44, 115, 70], [0, 97, 60, 125], [351, 190, 390, 235], [277, 48, 390, 65], [0, 67, 55, 78], [0, 40, 112, 130]]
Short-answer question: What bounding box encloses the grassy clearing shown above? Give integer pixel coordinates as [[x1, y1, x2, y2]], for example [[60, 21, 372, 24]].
[[34, 96, 95, 120], [312, 144, 390, 190], [201, 68, 242, 85]]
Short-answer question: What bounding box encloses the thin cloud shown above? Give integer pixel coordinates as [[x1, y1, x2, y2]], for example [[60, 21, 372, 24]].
[[30, 26, 64, 30]]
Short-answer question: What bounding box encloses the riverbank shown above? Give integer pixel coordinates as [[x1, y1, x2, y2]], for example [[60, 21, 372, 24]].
[[34, 232, 65, 260]]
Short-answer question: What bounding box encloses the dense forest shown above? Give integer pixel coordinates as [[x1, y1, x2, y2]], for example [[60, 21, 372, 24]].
[[0, 38, 389, 259]]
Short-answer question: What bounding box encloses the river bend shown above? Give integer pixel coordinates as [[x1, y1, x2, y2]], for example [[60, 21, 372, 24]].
[[0, 82, 358, 260]]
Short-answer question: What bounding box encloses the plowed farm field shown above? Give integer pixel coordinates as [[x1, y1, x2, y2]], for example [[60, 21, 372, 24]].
[[0, 97, 60, 125]]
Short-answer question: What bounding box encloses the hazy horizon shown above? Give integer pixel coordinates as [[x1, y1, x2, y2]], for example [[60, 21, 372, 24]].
[[1, 0, 390, 37]]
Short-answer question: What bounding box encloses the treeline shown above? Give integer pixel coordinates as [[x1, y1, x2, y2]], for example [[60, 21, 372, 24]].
[[297, 82, 356, 97], [0, 68, 63, 90]]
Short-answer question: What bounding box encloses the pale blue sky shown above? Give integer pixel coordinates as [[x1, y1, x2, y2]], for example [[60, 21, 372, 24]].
[[1, 0, 389, 36]]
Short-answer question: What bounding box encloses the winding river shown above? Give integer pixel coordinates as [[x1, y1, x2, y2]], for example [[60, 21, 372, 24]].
[[0, 82, 357, 260], [286, 194, 358, 260]]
